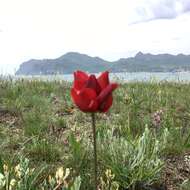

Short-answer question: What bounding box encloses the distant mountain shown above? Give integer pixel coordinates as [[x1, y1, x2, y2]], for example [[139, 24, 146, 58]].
[[16, 52, 190, 75]]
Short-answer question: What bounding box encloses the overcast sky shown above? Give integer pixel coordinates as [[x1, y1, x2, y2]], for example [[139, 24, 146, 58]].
[[0, 0, 190, 74]]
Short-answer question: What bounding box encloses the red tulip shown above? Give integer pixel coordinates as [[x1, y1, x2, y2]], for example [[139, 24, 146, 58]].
[[71, 71, 118, 112]]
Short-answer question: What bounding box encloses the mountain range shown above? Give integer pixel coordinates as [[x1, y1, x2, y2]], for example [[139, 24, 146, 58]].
[[15, 52, 190, 75]]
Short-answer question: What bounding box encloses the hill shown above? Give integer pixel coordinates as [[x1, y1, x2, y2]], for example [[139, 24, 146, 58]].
[[16, 52, 190, 75]]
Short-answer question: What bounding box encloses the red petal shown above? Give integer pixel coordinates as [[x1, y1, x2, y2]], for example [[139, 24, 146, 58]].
[[99, 95, 113, 112], [73, 71, 89, 90], [97, 83, 118, 105], [97, 71, 109, 89], [74, 70, 88, 81], [85, 75, 101, 95], [71, 88, 98, 112]]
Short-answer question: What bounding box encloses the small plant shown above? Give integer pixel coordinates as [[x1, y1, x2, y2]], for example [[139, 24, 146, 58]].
[[99, 127, 169, 189], [25, 137, 60, 162], [99, 169, 119, 190], [152, 109, 164, 128], [42, 167, 81, 190], [0, 155, 47, 190], [0, 155, 81, 190], [67, 132, 89, 173]]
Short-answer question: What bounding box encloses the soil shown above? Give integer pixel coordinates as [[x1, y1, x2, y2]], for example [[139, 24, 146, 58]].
[[163, 153, 190, 190], [0, 108, 20, 127]]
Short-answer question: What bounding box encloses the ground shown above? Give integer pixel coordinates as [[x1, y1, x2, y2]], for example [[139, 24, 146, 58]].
[[0, 79, 190, 189]]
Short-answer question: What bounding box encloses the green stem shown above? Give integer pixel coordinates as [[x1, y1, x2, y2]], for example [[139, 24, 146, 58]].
[[91, 113, 98, 190]]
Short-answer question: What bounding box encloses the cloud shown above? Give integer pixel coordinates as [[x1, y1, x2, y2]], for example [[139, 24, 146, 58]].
[[133, 0, 190, 24], [181, 0, 190, 12]]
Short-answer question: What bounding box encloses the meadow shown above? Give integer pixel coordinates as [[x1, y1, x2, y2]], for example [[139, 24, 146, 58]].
[[0, 78, 190, 189]]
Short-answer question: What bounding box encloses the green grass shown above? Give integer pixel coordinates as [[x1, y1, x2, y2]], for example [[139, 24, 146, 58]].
[[0, 79, 190, 189]]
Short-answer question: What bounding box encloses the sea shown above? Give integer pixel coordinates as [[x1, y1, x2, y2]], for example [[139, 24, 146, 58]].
[[11, 72, 190, 83]]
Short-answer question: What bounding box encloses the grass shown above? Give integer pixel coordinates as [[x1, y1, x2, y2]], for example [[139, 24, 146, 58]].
[[0, 78, 190, 189]]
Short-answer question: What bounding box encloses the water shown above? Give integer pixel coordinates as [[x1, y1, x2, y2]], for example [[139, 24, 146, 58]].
[[12, 72, 190, 83], [110, 72, 190, 82]]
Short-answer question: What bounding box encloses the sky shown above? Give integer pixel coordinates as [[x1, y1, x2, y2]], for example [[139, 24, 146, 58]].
[[0, 0, 190, 74]]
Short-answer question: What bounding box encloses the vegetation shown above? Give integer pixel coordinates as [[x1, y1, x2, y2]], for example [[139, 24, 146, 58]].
[[0, 78, 190, 189]]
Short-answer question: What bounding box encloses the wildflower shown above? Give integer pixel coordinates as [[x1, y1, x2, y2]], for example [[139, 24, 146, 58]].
[[124, 94, 132, 104], [71, 70, 118, 190], [0, 173, 5, 188], [10, 179, 17, 190], [71, 71, 118, 112], [184, 155, 190, 166], [152, 109, 164, 127], [29, 168, 35, 174], [55, 167, 64, 183], [55, 167, 70, 184], [48, 175, 56, 187], [48, 175, 52, 183], [15, 164, 22, 178], [105, 169, 115, 180], [64, 168, 70, 180], [3, 164, 8, 174]]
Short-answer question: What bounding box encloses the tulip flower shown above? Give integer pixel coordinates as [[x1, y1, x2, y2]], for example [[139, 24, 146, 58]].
[[70, 70, 118, 190], [71, 70, 118, 113]]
